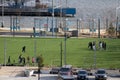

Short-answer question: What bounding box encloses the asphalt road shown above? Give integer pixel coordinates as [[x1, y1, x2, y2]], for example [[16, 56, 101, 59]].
[[0, 74, 120, 80], [0, 67, 119, 80]]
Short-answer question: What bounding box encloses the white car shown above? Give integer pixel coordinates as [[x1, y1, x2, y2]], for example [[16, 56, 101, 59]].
[[58, 75, 75, 80], [58, 65, 75, 80]]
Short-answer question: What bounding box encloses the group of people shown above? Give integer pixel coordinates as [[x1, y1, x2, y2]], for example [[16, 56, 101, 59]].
[[88, 41, 106, 50], [18, 54, 26, 65], [6, 45, 39, 66], [18, 46, 36, 66], [18, 54, 36, 66], [99, 41, 106, 50]]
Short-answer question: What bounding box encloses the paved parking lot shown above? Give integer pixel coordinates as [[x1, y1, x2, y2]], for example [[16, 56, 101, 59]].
[[0, 66, 119, 80], [0, 74, 58, 80], [0, 74, 120, 80]]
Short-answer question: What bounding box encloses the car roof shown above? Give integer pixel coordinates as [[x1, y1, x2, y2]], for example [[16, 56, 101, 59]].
[[62, 65, 72, 68], [97, 69, 106, 71], [79, 70, 87, 71]]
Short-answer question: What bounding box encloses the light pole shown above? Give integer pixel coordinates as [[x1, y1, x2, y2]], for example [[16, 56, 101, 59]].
[[64, 18, 68, 66], [77, 19, 82, 38], [116, 6, 120, 17], [79, 18, 82, 34], [77, 19, 79, 38], [66, 0, 68, 8], [92, 19, 96, 36], [60, 41, 63, 67], [93, 42, 96, 69], [4, 38, 6, 66], [52, 0, 54, 37], [98, 18, 100, 38], [34, 39, 36, 62]]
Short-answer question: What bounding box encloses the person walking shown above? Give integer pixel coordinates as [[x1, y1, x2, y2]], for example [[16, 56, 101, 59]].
[[99, 41, 103, 50], [88, 42, 93, 50], [22, 46, 26, 53], [18, 54, 22, 64], [7, 56, 11, 64], [103, 42, 106, 50]]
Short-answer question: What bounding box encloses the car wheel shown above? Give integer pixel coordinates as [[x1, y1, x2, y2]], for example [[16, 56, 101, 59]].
[[95, 78, 97, 80], [58, 77, 63, 80], [77, 78, 80, 80]]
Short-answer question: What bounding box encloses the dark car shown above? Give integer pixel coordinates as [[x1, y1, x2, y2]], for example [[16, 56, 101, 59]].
[[50, 67, 60, 74], [95, 69, 107, 80], [77, 70, 89, 80]]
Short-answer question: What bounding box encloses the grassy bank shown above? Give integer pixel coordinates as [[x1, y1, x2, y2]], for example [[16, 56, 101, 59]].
[[0, 37, 120, 69]]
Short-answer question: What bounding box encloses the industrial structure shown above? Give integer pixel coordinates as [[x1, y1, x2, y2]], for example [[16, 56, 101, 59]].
[[0, 0, 76, 17]]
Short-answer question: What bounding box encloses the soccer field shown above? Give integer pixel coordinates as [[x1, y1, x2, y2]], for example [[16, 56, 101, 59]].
[[0, 37, 120, 69]]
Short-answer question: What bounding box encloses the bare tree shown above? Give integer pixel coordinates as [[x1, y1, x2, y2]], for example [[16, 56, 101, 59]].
[[107, 22, 115, 37]]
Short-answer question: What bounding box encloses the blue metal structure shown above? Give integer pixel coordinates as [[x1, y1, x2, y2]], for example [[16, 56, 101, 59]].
[[48, 8, 76, 17], [0, 0, 76, 17]]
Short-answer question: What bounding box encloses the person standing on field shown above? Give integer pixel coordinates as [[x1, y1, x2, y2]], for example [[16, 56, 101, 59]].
[[22, 46, 26, 53]]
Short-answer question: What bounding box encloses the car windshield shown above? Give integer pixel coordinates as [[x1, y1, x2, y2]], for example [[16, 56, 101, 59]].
[[60, 68, 70, 72], [78, 71, 87, 74], [52, 68, 59, 70], [97, 70, 105, 74]]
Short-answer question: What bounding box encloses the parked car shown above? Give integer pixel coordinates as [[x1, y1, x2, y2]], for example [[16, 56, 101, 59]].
[[50, 67, 60, 74], [72, 68, 79, 75], [58, 67, 73, 76], [95, 69, 107, 80], [58, 65, 75, 80], [58, 75, 75, 80], [77, 70, 89, 80]]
